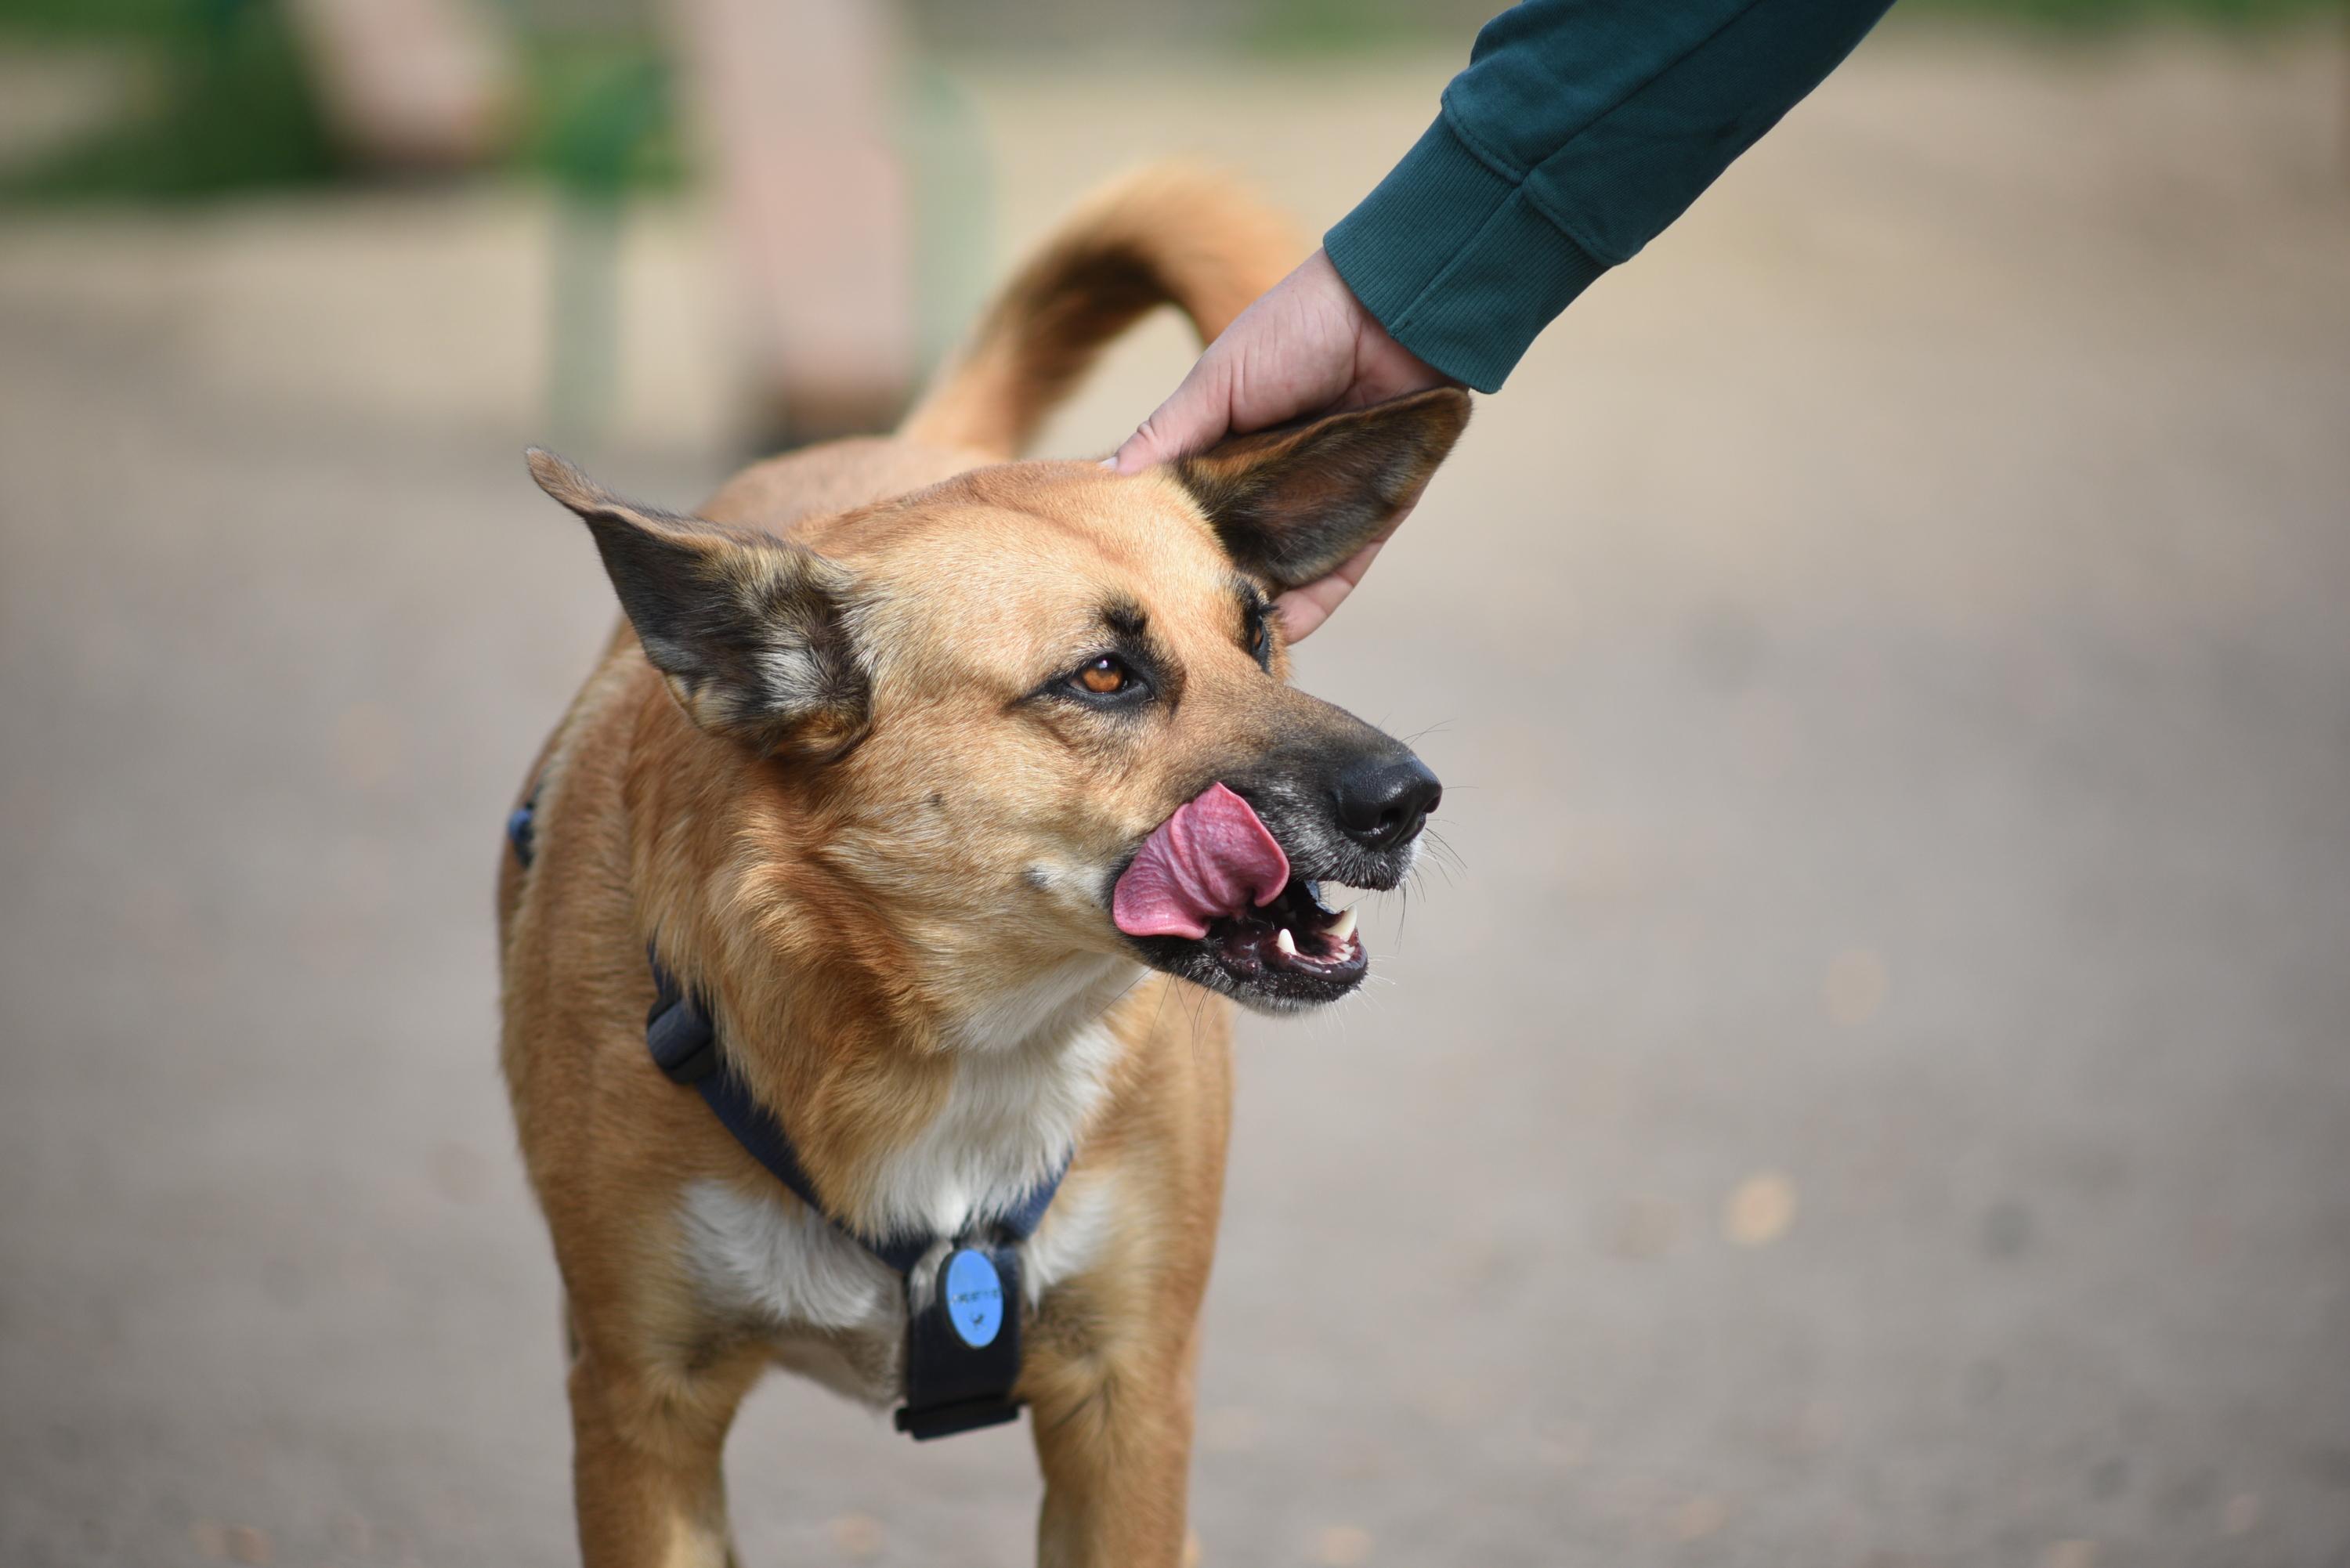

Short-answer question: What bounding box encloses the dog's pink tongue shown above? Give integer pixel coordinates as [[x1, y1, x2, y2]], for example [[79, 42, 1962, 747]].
[[1113, 782, 1290, 940]]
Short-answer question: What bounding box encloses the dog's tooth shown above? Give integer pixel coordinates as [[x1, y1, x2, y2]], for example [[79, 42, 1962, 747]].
[[1329, 907, 1358, 944], [1274, 927, 1299, 958]]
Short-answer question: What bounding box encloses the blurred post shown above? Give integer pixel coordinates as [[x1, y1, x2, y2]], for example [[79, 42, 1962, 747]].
[[548, 197, 622, 453], [670, 0, 917, 449], [902, 63, 996, 386], [543, 56, 671, 453]]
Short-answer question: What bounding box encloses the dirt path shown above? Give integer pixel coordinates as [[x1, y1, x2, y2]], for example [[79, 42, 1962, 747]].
[[3, 28, 2347, 1568]]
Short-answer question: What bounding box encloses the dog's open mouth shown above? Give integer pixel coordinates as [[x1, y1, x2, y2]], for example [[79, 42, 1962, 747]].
[[1191, 874, 1367, 995], [1111, 782, 1381, 1010]]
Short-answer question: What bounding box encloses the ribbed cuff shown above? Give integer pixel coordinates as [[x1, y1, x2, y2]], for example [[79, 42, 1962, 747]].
[[1325, 114, 1608, 395]]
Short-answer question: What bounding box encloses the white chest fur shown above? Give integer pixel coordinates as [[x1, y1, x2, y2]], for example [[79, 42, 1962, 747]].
[[672, 1007, 1127, 1407]]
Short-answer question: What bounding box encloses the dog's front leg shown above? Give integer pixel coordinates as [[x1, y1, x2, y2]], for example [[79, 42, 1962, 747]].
[[1025, 1312, 1204, 1568], [566, 1339, 763, 1568]]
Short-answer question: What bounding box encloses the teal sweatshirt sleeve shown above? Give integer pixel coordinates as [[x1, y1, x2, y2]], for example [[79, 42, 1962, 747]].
[[1324, 0, 1896, 393]]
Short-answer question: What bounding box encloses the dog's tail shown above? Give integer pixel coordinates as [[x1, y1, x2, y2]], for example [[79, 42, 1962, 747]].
[[898, 164, 1300, 459]]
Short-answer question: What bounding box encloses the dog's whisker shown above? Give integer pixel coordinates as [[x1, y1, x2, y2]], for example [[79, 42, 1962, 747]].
[[1419, 832, 1466, 883], [1397, 718, 1459, 747]]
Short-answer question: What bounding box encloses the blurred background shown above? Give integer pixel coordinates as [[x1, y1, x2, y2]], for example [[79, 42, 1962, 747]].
[[3, 0, 2348, 1564]]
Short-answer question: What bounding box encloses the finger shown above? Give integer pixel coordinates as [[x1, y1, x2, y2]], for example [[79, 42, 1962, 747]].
[[1112, 355, 1234, 475], [1271, 537, 1386, 645]]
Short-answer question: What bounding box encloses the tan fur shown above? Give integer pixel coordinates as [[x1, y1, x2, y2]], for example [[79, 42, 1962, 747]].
[[500, 168, 1455, 1567], [900, 163, 1299, 458]]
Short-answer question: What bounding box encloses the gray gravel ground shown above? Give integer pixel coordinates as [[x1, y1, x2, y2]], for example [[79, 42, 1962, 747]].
[[4, 27, 2348, 1568]]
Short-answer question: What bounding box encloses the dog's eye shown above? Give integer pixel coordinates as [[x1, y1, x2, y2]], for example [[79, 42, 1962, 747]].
[[1040, 652, 1153, 710], [1246, 611, 1271, 668], [1076, 656, 1131, 695]]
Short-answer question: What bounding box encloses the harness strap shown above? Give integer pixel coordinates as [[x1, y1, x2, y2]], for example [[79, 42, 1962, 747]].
[[505, 798, 538, 869], [508, 787, 1060, 1439], [645, 956, 938, 1276]]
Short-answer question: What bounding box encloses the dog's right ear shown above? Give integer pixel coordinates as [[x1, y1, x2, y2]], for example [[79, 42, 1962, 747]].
[[527, 449, 868, 761]]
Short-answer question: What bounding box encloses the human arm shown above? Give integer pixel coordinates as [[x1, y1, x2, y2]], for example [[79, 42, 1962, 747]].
[[1116, 0, 1899, 638]]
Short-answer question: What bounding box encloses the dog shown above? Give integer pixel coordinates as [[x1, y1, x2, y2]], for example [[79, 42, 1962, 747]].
[[497, 166, 1466, 1567]]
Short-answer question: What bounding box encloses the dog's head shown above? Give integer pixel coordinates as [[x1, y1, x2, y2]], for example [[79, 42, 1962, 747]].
[[530, 387, 1465, 1021]]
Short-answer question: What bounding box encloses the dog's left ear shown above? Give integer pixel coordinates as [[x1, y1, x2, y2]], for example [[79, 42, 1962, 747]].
[[527, 449, 868, 761], [1170, 386, 1470, 591]]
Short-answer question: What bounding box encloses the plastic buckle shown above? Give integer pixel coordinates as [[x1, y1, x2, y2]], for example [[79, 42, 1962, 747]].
[[646, 992, 719, 1085], [894, 1395, 1021, 1440], [506, 800, 537, 868]]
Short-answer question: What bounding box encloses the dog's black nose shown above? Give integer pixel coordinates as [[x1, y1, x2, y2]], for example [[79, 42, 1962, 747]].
[[1332, 753, 1442, 851]]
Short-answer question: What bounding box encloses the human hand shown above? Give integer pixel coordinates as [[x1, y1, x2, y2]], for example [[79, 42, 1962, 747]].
[[1112, 247, 1455, 641]]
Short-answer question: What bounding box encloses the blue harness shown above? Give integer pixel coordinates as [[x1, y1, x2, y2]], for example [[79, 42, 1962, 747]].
[[508, 791, 1062, 1439]]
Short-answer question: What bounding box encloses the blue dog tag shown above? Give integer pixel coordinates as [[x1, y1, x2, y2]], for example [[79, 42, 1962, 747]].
[[942, 1248, 1004, 1348]]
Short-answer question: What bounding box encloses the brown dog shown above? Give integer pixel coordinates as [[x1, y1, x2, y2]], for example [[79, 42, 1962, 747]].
[[497, 168, 1466, 1567]]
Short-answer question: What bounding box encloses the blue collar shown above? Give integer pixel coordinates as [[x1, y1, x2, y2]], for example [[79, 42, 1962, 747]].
[[508, 789, 1062, 1437]]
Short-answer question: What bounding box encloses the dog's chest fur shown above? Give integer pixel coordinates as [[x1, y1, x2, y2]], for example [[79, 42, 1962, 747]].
[[672, 984, 1130, 1406]]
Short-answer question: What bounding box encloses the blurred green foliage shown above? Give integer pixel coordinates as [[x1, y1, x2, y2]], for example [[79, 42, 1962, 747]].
[[525, 42, 683, 201], [0, 0, 197, 36], [1907, 0, 2337, 22], [1242, 0, 2338, 52], [0, 0, 680, 204], [1, 0, 2336, 204], [0, 0, 338, 198]]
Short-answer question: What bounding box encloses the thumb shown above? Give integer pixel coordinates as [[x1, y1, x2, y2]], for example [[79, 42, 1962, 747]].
[[1111, 356, 1234, 475]]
